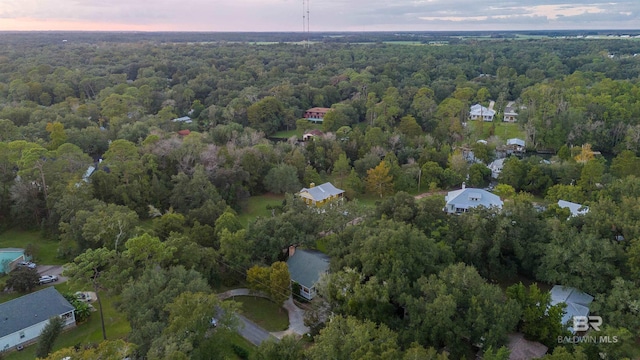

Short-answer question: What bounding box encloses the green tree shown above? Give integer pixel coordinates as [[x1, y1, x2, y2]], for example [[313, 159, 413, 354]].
[[247, 265, 271, 295], [253, 336, 304, 360], [269, 261, 291, 308], [6, 267, 39, 293], [247, 96, 288, 135], [264, 164, 301, 194], [398, 115, 423, 138], [310, 316, 401, 360], [64, 247, 118, 340], [506, 282, 568, 348], [35, 317, 65, 358], [366, 161, 393, 198]]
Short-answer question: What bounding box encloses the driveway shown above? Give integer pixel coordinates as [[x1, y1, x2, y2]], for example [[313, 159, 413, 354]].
[[218, 288, 309, 344], [36, 265, 68, 285], [237, 314, 278, 346]]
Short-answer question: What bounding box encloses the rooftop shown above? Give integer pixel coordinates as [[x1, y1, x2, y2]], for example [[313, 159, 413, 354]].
[[0, 287, 75, 338], [286, 249, 330, 289], [558, 200, 589, 217], [445, 187, 503, 210], [299, 182, 344, 202]]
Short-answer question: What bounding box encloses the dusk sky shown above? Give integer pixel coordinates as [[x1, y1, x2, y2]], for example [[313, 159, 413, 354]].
[[0, 0, 638, 32]]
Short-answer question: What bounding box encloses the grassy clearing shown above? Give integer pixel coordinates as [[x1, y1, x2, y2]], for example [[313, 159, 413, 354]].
[[227, 332, 257, 359], [238, 193, 285, 227], [228, 296, 289, 332], [272, 123, 323, 139], [0, 229, 64, 265], [4, 283, 130, 360], [467, 121, 526, 142]]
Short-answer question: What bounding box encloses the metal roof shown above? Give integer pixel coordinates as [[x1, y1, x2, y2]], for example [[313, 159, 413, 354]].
[[0, 287, 75, 338], [470, 104, 496, 117], [550, 285, 593, 333], [558, 200, 589, 217], [445, 188, 503, 210], [299, 182, 344, 202], [507, 138, 526, 147], [286, 249, 329, 289]]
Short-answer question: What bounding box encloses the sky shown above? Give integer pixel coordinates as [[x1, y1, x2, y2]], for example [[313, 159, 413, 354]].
[[0, 0, 638, 32]]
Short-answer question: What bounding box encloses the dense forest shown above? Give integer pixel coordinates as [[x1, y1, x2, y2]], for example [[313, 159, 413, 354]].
[[1, 33, 640, 359]]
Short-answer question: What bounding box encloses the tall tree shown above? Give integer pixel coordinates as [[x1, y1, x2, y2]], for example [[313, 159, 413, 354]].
[[35, 317, 65, 358], [366, 161, 393, 198]]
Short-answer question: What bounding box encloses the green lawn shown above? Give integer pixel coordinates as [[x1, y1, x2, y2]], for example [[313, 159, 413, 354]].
[[227, 332, 257, 359], [467, 121, 526, 143], [4, 283, 130, 360], [227, 296, 289, 332], [0, 229, 65, 265], [272, 123, 323, 139], [238, 193, 285, 227]]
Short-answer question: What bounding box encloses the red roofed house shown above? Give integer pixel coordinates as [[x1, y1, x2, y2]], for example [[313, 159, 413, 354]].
[[178, 129, 191, 136], [304, 108, 331, 123]]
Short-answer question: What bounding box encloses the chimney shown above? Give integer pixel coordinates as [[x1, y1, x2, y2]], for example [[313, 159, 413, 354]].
[[462, 182, 466, 189], [310, 183, 315, 188], [288, 245, 296, 257]]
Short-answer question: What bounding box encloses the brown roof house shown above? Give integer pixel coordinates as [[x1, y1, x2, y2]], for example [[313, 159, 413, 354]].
[[303, 107, 331, 123]]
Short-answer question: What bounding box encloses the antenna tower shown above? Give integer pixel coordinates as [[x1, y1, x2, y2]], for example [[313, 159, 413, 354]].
[[302, 0, 310, 47]]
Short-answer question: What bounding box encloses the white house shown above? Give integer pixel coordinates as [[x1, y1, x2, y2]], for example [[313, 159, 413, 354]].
[[558, 200, 589, 217], [469, 104, 496, 121], [0, 287, 76, 351], [286, 247, 329, 300], [171, 116, 193, 124], [444, 185, 503, 214], [503, 102, 518, 122], [488, 158, 506, 179], [506, 138, 526, 154], [549, 285, 593, 334]]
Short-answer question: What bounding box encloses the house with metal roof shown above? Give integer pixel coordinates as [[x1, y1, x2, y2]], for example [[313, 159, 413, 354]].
[[286, 247, 329, 300], [298, 182, 344, 207], [549, 285, 593, 334], [0, 248, 28, 274], [444, 185, 503, 214], [171, 116, 193, 124], [0, 287, 76, 351], [558, 200, 589, 217], [469, 104, 496, 121]]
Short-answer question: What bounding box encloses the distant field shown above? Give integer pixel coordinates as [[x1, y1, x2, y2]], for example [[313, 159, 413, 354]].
[[0, 229, 64, 265]]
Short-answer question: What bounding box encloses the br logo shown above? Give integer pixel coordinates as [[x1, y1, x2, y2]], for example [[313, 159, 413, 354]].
[[573, 316, 602, 332]]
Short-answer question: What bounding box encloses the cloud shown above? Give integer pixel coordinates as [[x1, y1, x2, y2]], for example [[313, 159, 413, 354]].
[[0, 0, 638, 31]]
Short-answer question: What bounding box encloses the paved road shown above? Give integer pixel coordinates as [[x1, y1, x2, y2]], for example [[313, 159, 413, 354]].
[[236, 314, 278, 346]]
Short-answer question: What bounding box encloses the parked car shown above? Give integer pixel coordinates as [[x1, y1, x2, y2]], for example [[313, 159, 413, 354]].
[[39, 275, 59, 284], [75, 291, 94, 303], [18, 261, 37, 269]]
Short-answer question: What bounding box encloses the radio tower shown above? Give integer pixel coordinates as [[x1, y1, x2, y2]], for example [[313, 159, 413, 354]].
[[302, 0, 310, 47]]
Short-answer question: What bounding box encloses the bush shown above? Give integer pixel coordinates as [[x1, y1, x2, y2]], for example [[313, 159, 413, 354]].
[[231, 344, 249, 359]]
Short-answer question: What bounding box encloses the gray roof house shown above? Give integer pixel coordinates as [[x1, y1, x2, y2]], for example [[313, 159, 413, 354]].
[[550, 285, 593, 334], [488, 158, 506, 179], [0, 287, 76, 351], [171, 116, 193, 124], [444, 185, 503, 214], [298, 182, 345, 207], [286, 247, 330, 300], [503, 102, 518, 122], [558, 200, 589, 217]]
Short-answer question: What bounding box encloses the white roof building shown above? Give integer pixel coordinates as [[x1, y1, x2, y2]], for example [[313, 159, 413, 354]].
[[558, 200, 589, 217], [488, 158, 506, 179], [469, 104, 496, 121], [444, 186, 503, 214], [172, 116, 193, 124], [503, 101, 518, 122]]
